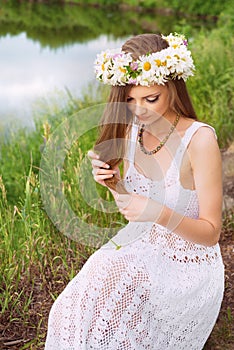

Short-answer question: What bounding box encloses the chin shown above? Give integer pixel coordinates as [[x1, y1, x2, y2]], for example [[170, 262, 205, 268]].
[[137, 115, 151, 122], [137, 117, 156, 126], [136, 114, 161, 125]]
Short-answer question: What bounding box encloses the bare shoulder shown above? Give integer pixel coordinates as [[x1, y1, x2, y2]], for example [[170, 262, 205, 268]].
[[193, 124, 216, 137], [190, 125, 219, 151], [188, 125, 222, 167]]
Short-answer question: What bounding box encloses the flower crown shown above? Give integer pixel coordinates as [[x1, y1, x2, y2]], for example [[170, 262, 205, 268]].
[[94, 33, 195, 87]]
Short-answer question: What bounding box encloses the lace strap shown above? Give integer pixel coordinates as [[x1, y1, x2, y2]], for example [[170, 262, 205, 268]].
[[174, 121, 217, 167], [185, 121, 217, 143]]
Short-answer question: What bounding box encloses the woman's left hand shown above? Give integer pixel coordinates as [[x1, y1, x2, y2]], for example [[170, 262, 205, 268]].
[[113, 192, 163, 222]]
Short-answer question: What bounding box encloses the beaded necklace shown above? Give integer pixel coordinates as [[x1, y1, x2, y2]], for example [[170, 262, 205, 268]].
[[138, 114, 180, 155]]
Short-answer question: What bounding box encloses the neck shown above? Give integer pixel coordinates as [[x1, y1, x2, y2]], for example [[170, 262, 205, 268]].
[[138, 113, 180, 156], [144, 112, 179, 135]]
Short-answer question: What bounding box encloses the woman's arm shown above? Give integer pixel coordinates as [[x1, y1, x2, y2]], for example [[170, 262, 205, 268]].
[[166, 126, 223, 246], [118, 127, 223, 247]]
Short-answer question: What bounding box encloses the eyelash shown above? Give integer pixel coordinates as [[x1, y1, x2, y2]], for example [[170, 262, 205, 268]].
[[146, 96, 159, 103], [127, 96, 159, 103]]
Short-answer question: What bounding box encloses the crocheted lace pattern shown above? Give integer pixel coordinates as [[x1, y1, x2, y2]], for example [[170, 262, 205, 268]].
[[45, 122, 224, 350]]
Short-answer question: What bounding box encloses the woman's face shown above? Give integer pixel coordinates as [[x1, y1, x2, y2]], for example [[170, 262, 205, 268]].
[[127, 84, 172, 124]]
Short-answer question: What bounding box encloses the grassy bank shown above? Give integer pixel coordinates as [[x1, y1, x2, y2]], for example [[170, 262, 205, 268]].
[[1, 5, 234, 350], [64, 0, 231, 16], [187, 6, 234, 147], [0, 0, 195, 49], [5, 0, 226, 15]]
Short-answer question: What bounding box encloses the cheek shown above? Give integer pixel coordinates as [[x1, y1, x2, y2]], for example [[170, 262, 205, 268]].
[[127, 103, 135, 113], [154, 97, 169, 113], [149, 102, 165, 114]]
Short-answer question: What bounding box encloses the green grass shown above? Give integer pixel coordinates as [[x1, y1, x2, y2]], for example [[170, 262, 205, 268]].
[[186, 6, 234, 147], [0, 6, 234, 349], [63, 0, 232, 16]]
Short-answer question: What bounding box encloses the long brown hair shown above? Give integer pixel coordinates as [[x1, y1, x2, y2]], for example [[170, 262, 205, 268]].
[[94, 34, 197, 192]]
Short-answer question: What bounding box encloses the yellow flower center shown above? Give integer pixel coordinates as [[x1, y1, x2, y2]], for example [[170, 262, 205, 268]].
[[143, 62, 151, 71], [154, 59, 167, 67], [102, 63, 105, 71], [119, 67, 127, 73], [172, 44, 178, 49], [155, 59, 161, 67]]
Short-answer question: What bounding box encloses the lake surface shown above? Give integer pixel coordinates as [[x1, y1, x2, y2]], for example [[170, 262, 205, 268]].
[[0, 32, 127, 127], [0, 1, 215, 128]]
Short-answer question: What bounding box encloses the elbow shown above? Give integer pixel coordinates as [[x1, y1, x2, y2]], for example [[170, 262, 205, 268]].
[[206, 229, 221, 247], [206, 239, 219, 247], [200, 218, 222, 247]]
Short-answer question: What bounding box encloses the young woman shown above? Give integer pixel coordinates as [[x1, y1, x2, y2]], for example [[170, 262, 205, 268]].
[[45, 33, 224, 349]]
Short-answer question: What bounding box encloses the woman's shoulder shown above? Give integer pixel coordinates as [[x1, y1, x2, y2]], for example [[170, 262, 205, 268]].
[[179, 118, 217, 142], [180, 117, 216, 134], [178, 118, 219, 160], [189, 121, 217, 142], [187, 121, 220, 161]]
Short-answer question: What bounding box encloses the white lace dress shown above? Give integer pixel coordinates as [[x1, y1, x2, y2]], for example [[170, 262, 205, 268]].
[[45, 121, 224, 350]]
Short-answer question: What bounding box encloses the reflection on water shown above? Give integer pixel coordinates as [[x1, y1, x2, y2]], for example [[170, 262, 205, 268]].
[[0, 32, 128, 126], [0, 1, 215, 127]]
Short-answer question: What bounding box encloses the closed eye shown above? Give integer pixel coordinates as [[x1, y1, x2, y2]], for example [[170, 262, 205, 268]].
[[127, 94, 160, 103], [146, 95, 160, 103]]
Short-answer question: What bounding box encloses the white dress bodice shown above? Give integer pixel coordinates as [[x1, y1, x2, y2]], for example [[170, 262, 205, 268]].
[[104, 121, 223, 267]]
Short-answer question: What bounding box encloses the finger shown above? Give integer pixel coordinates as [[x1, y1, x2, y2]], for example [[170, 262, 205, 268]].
[[115, 194, 132, 208], [119, 208, 132, 217], [92, 168, 116, 177], [116, 193, 131, 202], [91, 159, 110, 169], [94, 174, 114, 181], [88, 151, 110, 169], [87, 150, 99, 159], [120, 210, 135, 222], [124, 211, 138, 222]]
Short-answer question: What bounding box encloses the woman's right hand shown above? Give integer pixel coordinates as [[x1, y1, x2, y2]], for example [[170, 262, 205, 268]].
[[87, 150, 119, 187]]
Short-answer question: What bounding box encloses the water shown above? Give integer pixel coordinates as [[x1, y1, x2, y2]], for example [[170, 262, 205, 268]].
[[0, 1, 215, 128], [0, 32, 127, 127]]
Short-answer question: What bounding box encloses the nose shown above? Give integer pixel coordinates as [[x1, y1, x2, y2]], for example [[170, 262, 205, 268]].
[[129, 102, 147, 117]]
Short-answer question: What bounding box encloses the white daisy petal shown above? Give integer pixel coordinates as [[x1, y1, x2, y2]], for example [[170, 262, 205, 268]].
[[94, 33, 195, 86]]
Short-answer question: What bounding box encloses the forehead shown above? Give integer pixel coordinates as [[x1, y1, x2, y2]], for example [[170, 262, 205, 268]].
[[128, 84, 168, 97]]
